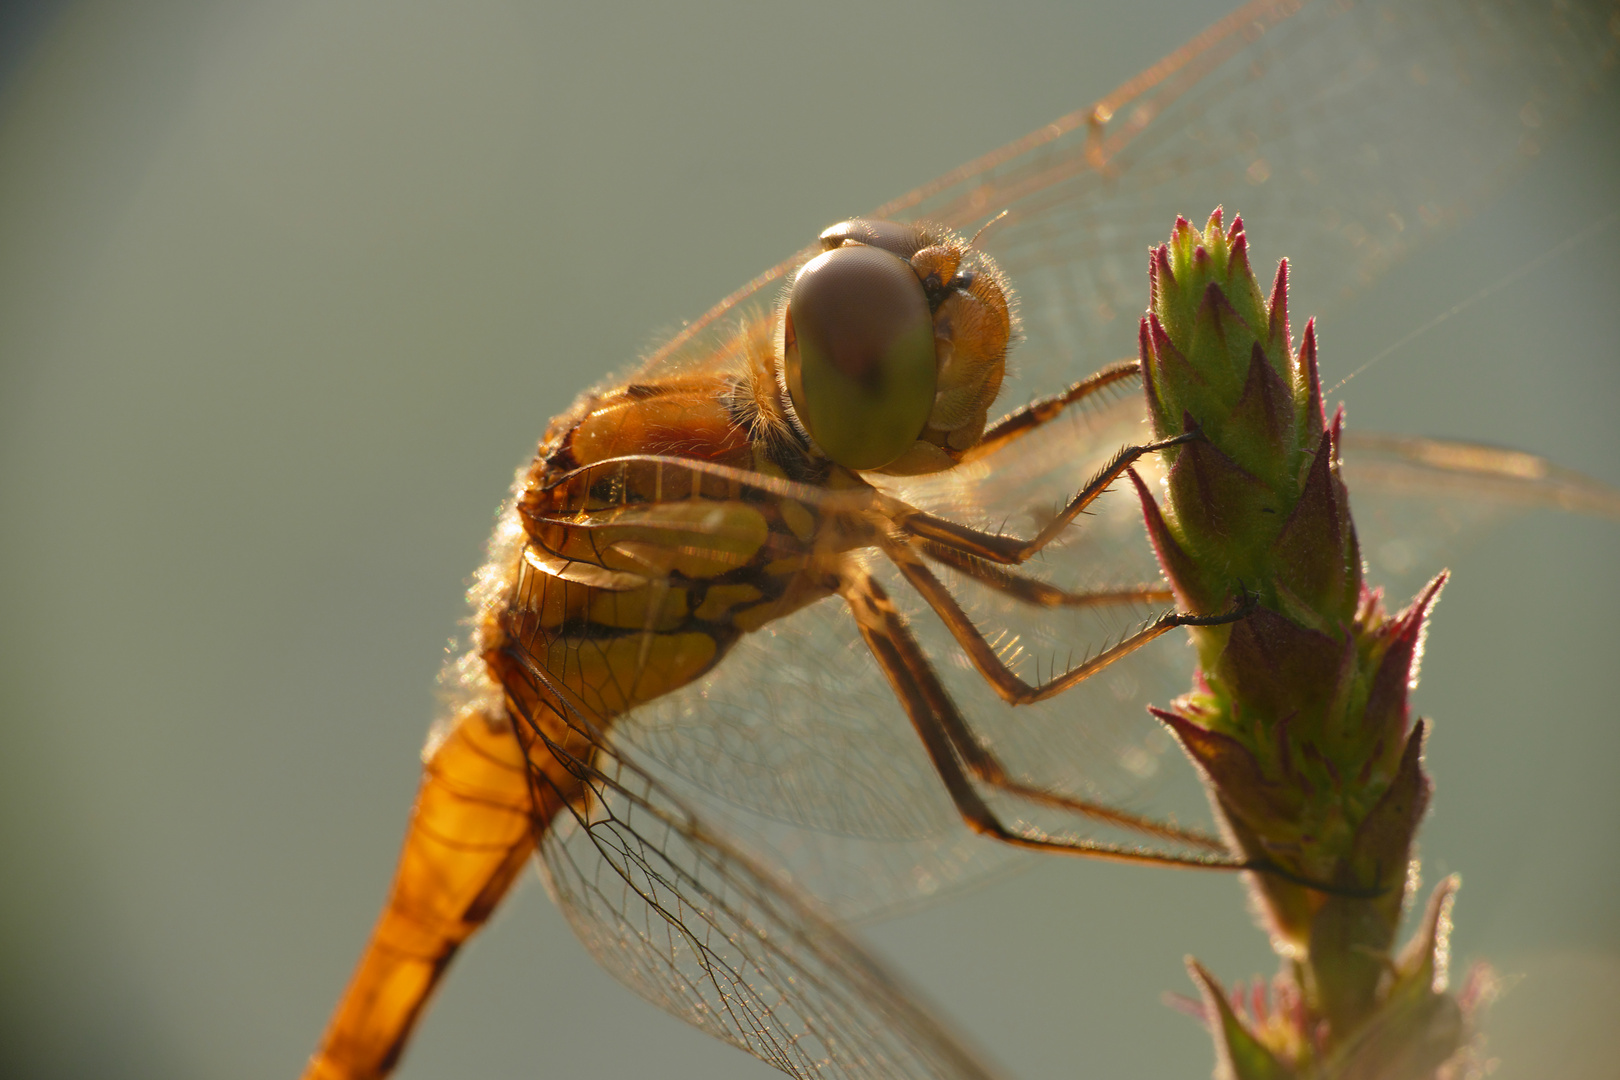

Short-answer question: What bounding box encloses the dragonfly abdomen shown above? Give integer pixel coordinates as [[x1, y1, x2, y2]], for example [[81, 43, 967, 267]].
[[302, 707, 578, 1080]]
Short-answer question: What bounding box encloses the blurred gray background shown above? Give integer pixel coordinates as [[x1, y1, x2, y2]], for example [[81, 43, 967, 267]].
[[2, 1, 1617, 1078]]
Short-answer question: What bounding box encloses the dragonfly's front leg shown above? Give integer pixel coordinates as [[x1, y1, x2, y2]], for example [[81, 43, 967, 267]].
[[961, 359, 1141, 463], [897, 427, 1204, 566], [838, 566, 1240, 864]]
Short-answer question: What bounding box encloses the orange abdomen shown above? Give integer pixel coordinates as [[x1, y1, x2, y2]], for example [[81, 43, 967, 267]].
[[301, 709, 570, 1080], [306, 372, 793, 1078]]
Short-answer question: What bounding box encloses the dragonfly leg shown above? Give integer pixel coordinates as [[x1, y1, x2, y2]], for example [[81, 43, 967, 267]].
[[868, 553, 1235, 851], [839, 566, 1244, 867], [918, 538, 1173, 609], [884, 540, 1245, 707], [962, 360, 1141, 463], [898, 427, 1204, 565]]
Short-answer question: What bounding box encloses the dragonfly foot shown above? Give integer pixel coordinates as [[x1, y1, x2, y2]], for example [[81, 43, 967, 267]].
[[1170, 583, 1258, 628], [1242, 857, 1391, 900]]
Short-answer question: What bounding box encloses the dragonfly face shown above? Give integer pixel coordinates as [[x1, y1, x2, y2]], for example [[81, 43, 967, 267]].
[[298, 2, 1620, 1078], [784, 219, 1013, 472]]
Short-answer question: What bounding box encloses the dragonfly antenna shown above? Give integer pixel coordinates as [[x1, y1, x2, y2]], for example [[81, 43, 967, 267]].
[[968, 209, 1012, 248], [1326, 211, 1618, 397]]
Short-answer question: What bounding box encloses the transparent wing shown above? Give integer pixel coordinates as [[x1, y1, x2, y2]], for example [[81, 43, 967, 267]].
[[620, 587, 959, 846], [1342, 430, 1620, 598], [590, 0, 1618, 920], [884, 0, 1616, 403], [630, 0, 1613, 399], [613, 375, 1620, 921], [505, 672, 1004, 1080], [615, 568, 1030, 921], [614, 378, 1213, 920]]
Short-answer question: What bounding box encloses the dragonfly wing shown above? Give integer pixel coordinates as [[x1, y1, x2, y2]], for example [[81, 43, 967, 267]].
[[613, 380, 1220, 921], [606, 390, 1620, 924], [1342, 433, 1620, 519], [628, 0, 1615, 461], [1342, 430, 1620, 600], [868, 382, 1218, 852], [526, 698, 1004, 1080], [889, 0, 1617, 402], [594, 0, 1618, 922], [615, 575, 1031, 921], [617, 584, 961, 844]]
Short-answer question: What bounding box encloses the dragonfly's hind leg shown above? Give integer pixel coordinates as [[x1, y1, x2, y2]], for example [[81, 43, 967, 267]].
[[838, 566, 1241, 867]]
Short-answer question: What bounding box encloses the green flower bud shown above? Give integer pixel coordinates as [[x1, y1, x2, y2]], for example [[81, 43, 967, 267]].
[[1135, 212, 1476, 1073]]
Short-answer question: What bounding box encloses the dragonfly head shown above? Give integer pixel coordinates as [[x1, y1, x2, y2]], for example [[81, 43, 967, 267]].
[[780, 218, 1013, 475]]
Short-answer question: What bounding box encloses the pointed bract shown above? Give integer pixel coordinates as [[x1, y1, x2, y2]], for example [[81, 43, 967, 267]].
[[1229, 342, 1295, 479], [1188, 960, 1297, 1080], [1215, 608, 1345, 730], [1144, 312, 1207, 439], [1346, 721, 1431, 898], [1321, 878, 1469, 1080], [1267, 258, 1292, 359], [1270, 429, 1357, 619], [1152, 706, 1299, 825], [1296, 319, 1325, 449], [1165, 429, 1274, 559], [1362, 574, 1447, 741], [1129, 468, 1219, 612], [1227, 230, 1271, 337], [1189, 281, 1252, 400]]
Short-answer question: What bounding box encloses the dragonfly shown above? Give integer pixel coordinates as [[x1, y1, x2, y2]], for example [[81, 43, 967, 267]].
[[302, 0, 1620, 1077]]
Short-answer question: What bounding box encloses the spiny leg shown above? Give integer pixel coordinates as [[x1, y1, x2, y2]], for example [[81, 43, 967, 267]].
[[918, 539, 1173, 609], [868, 552, 1237, 850], [898, 427, 1203, 566], [963, 360, 1141, 463], [839, 566, 1242, 866], [887, 540, 1247, 707]]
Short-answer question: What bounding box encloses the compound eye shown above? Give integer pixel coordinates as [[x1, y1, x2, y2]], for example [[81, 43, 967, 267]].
[[784, 244, 936, 470], [818, 218, 927, 260]]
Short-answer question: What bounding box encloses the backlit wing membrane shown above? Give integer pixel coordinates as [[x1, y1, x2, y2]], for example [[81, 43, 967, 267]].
[[892, 0, 1616, 404], [613, 372, 1194, 919], [634, 0, 1614, 404], [1343, 430, 1620, 596], [599, 0, 1620, 922], [614, 374, 1620, 921], [508, 668, 1003, 1080]]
